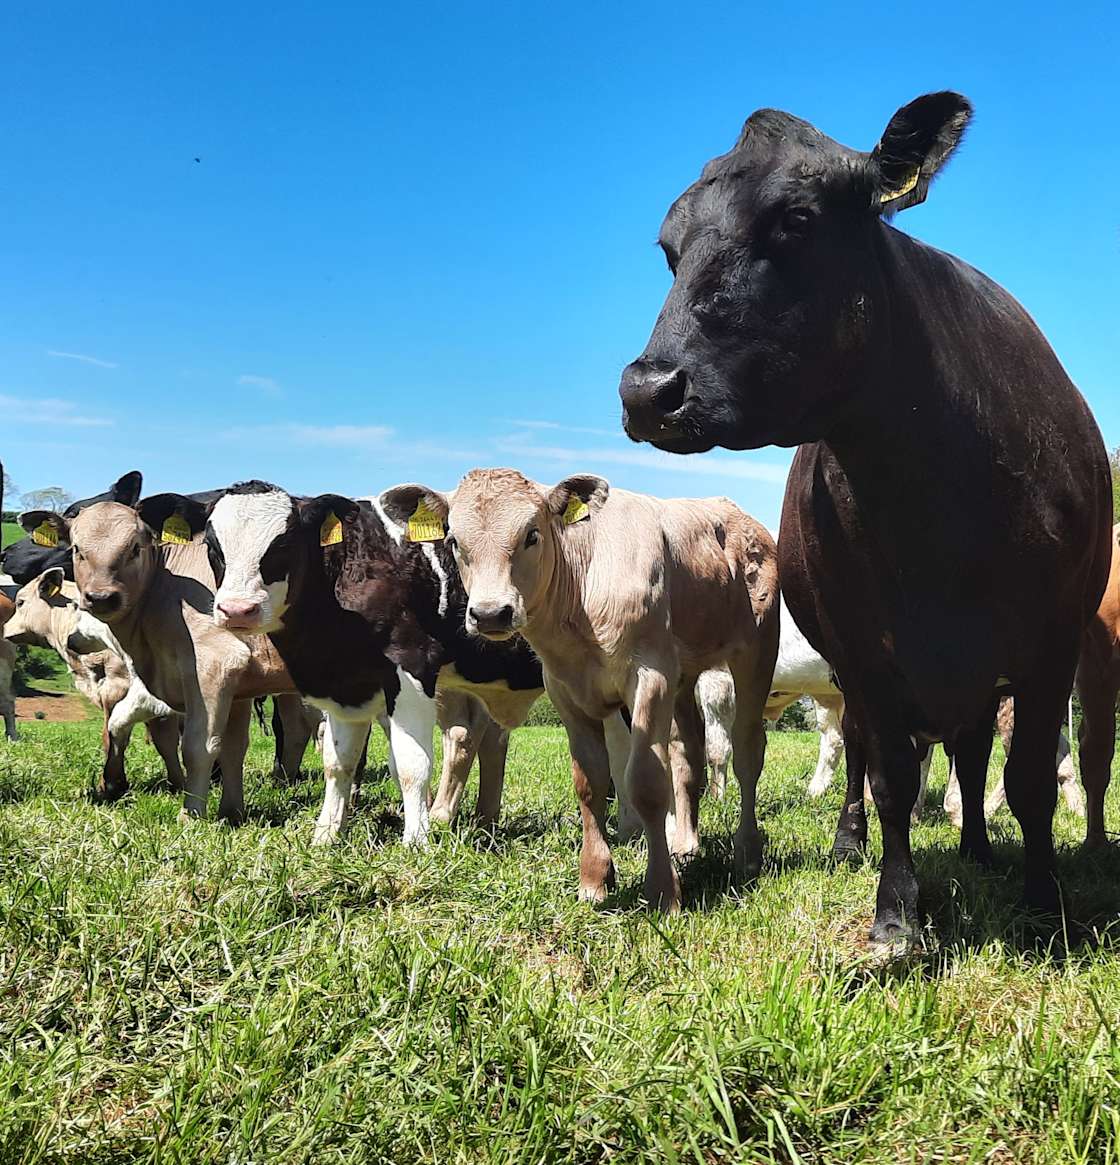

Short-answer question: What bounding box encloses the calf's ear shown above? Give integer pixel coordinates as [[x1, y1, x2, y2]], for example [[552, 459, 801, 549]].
[[136, 493, 211, 544], [110, 471, 143, 508], [379, 485, 450, 542], [546, 475, 610, 525], [37, 568, 66, 600], [19, 510, 70, 547], [871, 91, 972, 213]]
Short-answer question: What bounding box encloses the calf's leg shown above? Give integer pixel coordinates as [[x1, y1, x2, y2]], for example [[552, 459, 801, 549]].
[[1076, 664, 1116, 850], [625, 665, 679, 911], [603, 710, 640, 841], [217, 699, 252, 824], [668, 677, 703, 860], [147, 715, 185, 792], [474, 719, 509, 825], [388, 669, 437, 847], [808, 694, 844, 798], [313, 714, 370, 843], [430, 692, 484, 825], [952, 698, 999, 867], [726, 652, 771, 879], [95, 715, 134, 802], [832, 710, 868, 862]]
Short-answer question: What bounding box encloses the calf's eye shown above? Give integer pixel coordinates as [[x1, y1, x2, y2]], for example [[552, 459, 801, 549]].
[[524, 528, 540, 548], [780, 207, 814, 235]]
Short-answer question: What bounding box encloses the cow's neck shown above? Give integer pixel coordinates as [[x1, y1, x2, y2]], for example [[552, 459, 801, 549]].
[[521, 531, 598, 667]]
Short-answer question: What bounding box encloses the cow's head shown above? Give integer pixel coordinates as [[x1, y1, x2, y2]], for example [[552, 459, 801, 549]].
[[66, 502, 162, 621], [381, 470, 608, 640], [4, 568, 71, 647], [619, 92, 972, 451], [204, 483, 359, 635]]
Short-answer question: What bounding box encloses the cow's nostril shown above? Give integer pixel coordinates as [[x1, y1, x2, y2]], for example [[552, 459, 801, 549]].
[[470, 603, 514, 628], [619, 361, 689, 419], [648, 367, 688, 414]]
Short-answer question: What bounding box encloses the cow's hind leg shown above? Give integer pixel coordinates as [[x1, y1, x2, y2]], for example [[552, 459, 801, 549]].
[[313, 715, 370, 843], [953, 697, 999, 868], [832, 710, 868, 862], [668, 677, 703, 861], [216, 699, 252, 824], [1004, 675, 1071, 916], [430, 693, 483, 826], [474, 720, 509, 826], [604, 710, 640, 842], [808, 694, 844, 798]]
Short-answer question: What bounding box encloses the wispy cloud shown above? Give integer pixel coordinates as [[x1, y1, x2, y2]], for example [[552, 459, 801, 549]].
[[222, 422, 394, 448], [47, 349, 118, 369], [237, 373, 282, 396], [494, 435, 791, 484], [506, 418, 624, 439], [0, 393, 113, 428]]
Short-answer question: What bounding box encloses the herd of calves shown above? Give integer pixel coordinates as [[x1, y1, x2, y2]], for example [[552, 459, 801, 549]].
[[1, 468, 1118, 919]]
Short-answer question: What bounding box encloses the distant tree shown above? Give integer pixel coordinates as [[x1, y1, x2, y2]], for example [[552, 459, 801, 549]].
[[20, 486, 74, 513], [0, 466, 15, 504]]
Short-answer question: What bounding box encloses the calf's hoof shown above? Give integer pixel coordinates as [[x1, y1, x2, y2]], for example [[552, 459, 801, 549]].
[[91, 782, 129, 805], [831, 834, 867, 865], [733, 832, 764, 879], [868, 915, 919, 952], [311, 822, 342, 846], [806, 775, 831, 799], [428, 804, 454, 827], [959, 834, 996, 870]]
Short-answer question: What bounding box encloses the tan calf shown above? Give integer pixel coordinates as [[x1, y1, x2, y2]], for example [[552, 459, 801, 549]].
[[383, 471, 779, 912], [4, 567, 185, 794], [31, 502, 294, 823]]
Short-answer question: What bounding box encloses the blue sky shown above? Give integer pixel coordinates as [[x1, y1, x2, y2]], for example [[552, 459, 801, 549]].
[[2, 1, 1116, 529]]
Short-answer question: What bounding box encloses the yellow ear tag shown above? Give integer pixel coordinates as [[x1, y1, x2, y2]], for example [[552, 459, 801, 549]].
[[562, 496, 590, 525], [45, 577, 62, 598], [320, 511, 343, 547], [407, 499, 445, 543], [31, 522, 58, 548], [880, 166, 920, 204], [161, 515, 192, 545]]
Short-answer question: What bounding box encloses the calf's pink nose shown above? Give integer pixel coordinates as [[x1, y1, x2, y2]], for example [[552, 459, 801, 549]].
[[217, 599, 261, 624]]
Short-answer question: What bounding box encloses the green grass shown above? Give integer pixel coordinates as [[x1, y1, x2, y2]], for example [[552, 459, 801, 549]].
[[2, 521, 23, 550], [0, 724, 1118, 1164]]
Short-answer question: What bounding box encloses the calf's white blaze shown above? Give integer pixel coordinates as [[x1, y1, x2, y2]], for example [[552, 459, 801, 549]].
[[210, 491, 294, 633]]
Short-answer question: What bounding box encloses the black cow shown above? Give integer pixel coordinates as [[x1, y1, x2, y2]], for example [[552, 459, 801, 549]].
[[619, 92, 1111, 943], [5, 471, 143, 584], [147, 482, 543, 845]]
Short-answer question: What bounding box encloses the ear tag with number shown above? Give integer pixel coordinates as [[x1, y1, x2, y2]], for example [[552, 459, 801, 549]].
[[562, 496, 590, 525], [320, 511, 343, 547], [407, 499, 445, 543], [44, 576, 62, 598], [880, 165, 920, 204], [31, 522, 58, 548], [161, 514, 192, 545]]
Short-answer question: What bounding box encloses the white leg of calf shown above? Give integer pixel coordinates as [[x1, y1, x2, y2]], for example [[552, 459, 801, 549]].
[[708, 760, 727, 800], [943, 763, 964, 829], [1055, 732, 1085, 817], [313, 715, 370, 844], [389, 668, 437, 847], [808, 697, 844, 798], [911, 747, 933, 823]]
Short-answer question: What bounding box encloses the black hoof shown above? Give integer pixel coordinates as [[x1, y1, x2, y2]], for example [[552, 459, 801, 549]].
[[959, 840, 997, 870], [831, 834, 867, 864], [91, 782, 129, 804], [868, 916, 918, 949]]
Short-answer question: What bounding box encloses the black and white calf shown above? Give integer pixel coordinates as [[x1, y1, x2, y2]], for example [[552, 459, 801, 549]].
[[163, 481, 544, 845]]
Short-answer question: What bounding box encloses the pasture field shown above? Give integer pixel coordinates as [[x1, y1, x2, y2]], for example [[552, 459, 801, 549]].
[[1, 718, 1118, 1164]]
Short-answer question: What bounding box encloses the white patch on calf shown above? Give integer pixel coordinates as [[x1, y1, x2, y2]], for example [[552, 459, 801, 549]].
[[363, 496, 405, 546], [209, 490, 294, 633]]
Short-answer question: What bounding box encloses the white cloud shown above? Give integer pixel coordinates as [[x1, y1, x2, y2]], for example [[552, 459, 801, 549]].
[[0, 393, 113, 428], [506, 418, 624, 439], [237, 374, 282, 396], [47, 350, 118, 369], [494, 435, 791, 484], [222, 422, 394, 448]]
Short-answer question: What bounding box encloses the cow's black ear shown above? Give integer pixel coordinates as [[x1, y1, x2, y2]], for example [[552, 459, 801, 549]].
[[871, 92, 972, 213], [19, 510, 70, 547], [110, 471, 143, 507], [546, 475, 609, 525], [379, 485, 449, 542], [296, 494, 360, 547], [136, 493, 210, 544]]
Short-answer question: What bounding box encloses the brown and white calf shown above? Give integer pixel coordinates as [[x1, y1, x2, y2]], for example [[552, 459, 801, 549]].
[[382, 471, 779, 912], [152, 482, 543, 846], [31, 499, 295, 823], [3, 567, 184, 793]]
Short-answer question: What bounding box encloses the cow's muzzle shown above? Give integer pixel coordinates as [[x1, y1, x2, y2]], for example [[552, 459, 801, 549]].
[[83, 591, 122, 618], [215, 598, 263, 631], [467, 602, 517, 640], [619, 360, 691, 442]]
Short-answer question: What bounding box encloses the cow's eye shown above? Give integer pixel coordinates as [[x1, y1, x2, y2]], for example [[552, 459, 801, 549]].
[[130, 543, 141, 559], [524, 528, 540, 549], [780, 207, 815, 236]]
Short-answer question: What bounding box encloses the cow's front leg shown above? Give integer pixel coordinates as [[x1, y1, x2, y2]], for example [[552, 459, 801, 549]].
[[388, 669, 437, 847], [180, 689, 233, 821], [217, 699, 252, 825], [474, 719, 510, 826], [430, 693, 483, 826], [668, 679, 703, 860], [95, 715, 134, 803], [312, 714, 370, 844], [626, 664, 680, 912], [147, 715, 186, 793], [808, 694, 844, 798], [603, 711, 639, 842], [553, 688, 615, 902]]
